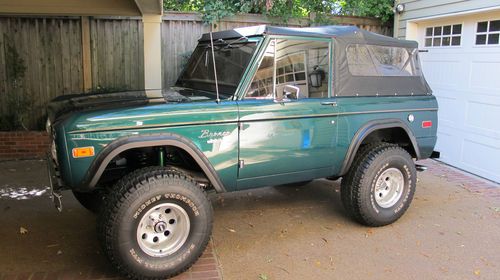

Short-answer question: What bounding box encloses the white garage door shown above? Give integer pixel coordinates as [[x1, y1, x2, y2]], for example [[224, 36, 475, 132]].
[[417, 11, 500, 183]]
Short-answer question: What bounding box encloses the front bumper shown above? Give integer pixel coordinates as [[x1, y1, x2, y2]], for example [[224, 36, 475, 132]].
[[46, 153, 63, 211]]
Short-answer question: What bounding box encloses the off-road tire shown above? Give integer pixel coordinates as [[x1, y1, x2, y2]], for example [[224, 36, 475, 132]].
[[341, 143, 416, 226], [341, 143, 382, 222], [72, 190, 105, 213], [98, 167, 213, 280]]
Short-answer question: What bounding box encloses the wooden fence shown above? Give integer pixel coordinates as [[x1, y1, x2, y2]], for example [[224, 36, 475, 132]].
[[89, 17, 144, 91], [161, 12, 392, 87], [0, 12, 392, 130], [0, 17, 83, 129]]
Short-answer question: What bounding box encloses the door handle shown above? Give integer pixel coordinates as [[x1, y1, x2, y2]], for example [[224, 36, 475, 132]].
[[321, 101, 337, 106]]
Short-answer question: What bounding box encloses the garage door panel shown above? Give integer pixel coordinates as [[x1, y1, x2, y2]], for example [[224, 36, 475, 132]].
[[470, 61, 500, 92], [466, 100, 500, 135], [436, 120, 500, 181], [418, 14, 500, 183], [461, 139, 500, 182], [421, 60, 462, 88], [437, 113, 500, 141]]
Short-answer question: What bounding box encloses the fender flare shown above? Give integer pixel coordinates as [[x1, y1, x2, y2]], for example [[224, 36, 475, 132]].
[[338, 119, 421, 176], [81, 133, 226, 192]]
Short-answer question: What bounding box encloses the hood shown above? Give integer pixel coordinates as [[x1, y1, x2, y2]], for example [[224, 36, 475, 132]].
[[47, 88, 213, 124], [47, 90, 151, 124], [50, 88, 235, 134]]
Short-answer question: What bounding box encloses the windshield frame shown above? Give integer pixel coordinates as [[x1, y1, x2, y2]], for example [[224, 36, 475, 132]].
[[175, 36, 264, 100]]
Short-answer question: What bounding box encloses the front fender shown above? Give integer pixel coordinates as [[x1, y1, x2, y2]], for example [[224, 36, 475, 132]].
[[80, 133, 226, 192]]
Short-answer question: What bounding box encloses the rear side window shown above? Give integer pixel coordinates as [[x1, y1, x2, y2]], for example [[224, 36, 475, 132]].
[[346, 44, 421, 77]]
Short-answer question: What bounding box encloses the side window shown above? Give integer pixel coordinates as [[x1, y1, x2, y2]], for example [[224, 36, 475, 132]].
[[244, 39, 330, 99], [346, 45, 378, 76], [245, 40, 276, 99], [346, 44, 421, 77]]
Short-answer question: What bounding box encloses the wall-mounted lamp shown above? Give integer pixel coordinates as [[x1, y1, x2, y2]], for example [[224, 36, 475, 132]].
[[309, 66, 325, 88], [395, 3, 405, 14]]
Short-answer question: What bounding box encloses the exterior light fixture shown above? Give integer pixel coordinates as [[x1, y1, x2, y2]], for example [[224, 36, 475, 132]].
[[309, 66, 325, 88], [395, 4, 405, 14]]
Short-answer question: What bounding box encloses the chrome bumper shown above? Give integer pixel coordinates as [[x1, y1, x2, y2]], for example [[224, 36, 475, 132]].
[[46, 153, 63, 212]]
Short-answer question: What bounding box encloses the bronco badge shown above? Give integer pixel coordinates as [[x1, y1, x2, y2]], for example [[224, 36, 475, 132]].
[[198, 129, 231, 139]]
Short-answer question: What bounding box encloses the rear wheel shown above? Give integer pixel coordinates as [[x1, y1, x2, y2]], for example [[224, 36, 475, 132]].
[[341, 143, 416, 226], [98, 167, 213, 279]]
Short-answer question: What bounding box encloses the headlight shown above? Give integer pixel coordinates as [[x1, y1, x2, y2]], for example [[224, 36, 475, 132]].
[[45, 118, 51, 134]]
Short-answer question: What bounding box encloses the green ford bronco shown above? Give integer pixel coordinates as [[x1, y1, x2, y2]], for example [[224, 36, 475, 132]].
[[46, 25, 439, 279]]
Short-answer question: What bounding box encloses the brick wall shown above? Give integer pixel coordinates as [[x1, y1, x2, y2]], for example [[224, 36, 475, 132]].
[[0, 131, 50, 160]]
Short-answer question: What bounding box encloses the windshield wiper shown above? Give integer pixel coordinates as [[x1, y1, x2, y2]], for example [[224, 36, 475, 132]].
[[224, 36, 248, 49], [204, 36, 249, 50]]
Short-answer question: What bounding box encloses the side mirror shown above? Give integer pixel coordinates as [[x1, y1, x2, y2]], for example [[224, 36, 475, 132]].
[[276, 85, 300, 101]]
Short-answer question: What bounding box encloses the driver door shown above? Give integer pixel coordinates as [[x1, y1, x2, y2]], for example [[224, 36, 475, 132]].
[[236, 38, 338, 189]]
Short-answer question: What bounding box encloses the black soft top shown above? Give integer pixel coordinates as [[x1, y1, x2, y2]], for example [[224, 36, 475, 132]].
[[199, 25, 417, 48], [199, 25, 431, 96]]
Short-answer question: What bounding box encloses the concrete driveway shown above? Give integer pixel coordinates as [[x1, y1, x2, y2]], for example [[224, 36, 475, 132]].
[[0, 159, 499, 280]]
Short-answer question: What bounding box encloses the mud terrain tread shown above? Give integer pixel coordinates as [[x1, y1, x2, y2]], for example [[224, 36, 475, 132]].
[[98, 166, 212, 280]]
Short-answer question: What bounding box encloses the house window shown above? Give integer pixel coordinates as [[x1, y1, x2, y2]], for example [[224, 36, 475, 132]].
[[276, 53, 306, 86], [475, 20, 500, 45], [424, 24, 462, 47]]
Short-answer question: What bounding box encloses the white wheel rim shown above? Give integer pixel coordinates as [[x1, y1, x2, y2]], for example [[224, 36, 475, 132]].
[[374, 168, 405, 208], [136, 203, 190, 257]]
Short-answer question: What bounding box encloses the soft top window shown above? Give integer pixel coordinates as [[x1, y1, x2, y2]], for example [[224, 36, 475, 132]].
[[176, 41, 258, 96], [346, 44, 421, 77]]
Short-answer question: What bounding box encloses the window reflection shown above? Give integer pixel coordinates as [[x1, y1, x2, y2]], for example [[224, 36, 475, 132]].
[[245, 39, 329, 99]]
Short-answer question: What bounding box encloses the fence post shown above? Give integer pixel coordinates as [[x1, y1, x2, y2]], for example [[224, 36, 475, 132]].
[[81, 16, 92, 92], [309, 12, 316, 27]]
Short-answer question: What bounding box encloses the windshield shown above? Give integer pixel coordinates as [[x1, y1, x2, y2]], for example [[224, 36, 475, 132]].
[[176, 40, 258, 97]]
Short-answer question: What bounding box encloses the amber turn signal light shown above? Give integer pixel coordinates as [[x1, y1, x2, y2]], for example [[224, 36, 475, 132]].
[[72, 146, 95, 158]]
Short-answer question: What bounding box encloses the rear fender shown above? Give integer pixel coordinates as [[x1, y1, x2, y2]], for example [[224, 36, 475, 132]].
[[338, 119, 420, 176]]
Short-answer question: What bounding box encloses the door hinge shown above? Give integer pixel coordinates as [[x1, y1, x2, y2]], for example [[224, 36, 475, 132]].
[[238, 160, 245, 169]]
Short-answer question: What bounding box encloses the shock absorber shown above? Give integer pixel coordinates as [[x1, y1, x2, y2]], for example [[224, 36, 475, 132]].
[[158, 147, 165, 167]]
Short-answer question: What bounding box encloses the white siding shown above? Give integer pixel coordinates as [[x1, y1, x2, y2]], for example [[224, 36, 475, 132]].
[[395, 0, 500, 39], [401, 7, 500, 183]]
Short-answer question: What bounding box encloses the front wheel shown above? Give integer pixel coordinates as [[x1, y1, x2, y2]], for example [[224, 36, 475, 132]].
[[98, 167, 213, 279], [341, 143, 416, 227]]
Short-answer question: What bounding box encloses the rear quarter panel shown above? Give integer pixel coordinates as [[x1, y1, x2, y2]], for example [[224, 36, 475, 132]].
[[333, 95, 438, 175]]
